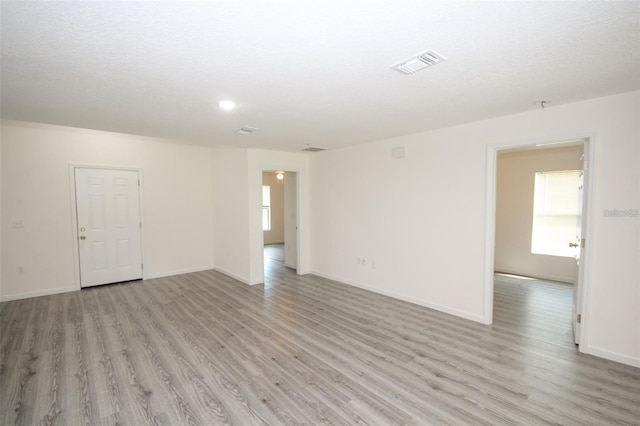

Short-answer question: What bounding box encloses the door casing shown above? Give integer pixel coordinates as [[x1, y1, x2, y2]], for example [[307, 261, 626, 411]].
[[484, 135, 594, 349], [260, 168, 301, 282]]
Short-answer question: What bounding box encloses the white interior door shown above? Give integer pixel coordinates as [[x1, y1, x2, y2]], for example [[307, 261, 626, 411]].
[[284, 172, 298, 270], [75, 168, 143, 288], [572, 147, 588, 344]]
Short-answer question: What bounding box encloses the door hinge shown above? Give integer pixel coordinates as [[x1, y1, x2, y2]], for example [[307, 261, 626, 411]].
[[141, 263, 144, 270], [581, 238, 585, 248], [577, 314, 582, 324]]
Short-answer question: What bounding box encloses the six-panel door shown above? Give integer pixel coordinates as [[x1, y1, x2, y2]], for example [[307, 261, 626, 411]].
[[75, 168, 142, 287]]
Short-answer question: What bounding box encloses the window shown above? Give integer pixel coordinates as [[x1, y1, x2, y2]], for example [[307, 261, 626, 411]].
[[262, 185, 271, 231], [531, 170, 580, 257]]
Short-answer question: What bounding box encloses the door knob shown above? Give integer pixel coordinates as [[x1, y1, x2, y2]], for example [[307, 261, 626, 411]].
[[569, 242, 578, 248]]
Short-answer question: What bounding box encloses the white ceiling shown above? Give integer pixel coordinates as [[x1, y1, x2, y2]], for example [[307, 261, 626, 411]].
[[1, 1, 638, 152]]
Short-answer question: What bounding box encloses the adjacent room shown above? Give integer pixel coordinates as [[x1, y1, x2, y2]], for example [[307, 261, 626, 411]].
[[1, 1, 639, 424], [494, 142, 586, 349]]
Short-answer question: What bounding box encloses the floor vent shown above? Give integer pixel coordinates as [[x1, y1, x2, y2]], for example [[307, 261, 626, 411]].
[[391, 50, 446, 74]]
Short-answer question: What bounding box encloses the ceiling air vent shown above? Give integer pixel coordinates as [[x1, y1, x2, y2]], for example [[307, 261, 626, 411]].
[[237, 126, 259, 135], [301, 146, 325, 152], [391, 50, 446, 75]]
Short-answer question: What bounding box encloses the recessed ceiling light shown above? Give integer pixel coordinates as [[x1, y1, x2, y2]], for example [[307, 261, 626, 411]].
[[218, 100, 236, 110]]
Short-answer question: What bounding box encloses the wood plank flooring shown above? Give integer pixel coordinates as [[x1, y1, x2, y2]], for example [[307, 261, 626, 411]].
[[1, 252, 639, 425]]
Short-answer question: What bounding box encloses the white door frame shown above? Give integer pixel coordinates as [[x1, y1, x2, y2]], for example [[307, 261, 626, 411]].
[[483, 135, 595, 347], [69, 164, 145, 290]]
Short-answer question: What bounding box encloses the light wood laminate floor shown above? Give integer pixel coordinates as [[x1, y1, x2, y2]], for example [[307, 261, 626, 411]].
[[1, 250, 639, 425]]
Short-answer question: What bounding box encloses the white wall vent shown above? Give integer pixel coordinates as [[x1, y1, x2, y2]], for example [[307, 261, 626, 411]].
[[301, 146, 325, 152], [391, 50, 446, 74], [237, 126, 259, 135]]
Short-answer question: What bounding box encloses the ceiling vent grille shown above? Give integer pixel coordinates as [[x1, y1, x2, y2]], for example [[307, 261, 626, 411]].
[[301, 146, 325, 152], [237, 126, 259, 135], [391, 50, 446, 74]]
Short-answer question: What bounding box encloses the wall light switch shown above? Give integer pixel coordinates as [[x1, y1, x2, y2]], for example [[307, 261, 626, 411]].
[[392, 146, 407, 158]]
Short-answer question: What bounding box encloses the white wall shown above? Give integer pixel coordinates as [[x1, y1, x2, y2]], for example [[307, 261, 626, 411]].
[[262, 172, 285, 245], [495, 145, 583, 283], [211, 148, 251, 283], [1, 120, 214, 301], [310, 91, 639, 366], [210, 148, 310, 285]]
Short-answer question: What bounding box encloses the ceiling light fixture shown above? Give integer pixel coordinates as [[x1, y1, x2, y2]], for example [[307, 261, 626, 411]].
[[218, 100, 236, 110], [276, 171, 284, 182]]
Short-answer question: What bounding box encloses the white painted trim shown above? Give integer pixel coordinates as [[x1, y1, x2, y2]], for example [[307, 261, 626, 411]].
[[581, 345, 640, 368], [0, 285, 77, 302], [213, 266, 260, 285], [68, 164, 144, 289], [494, 268, 574, 284], [483, 145, 497, 325], [69, 166, 82, 291], [311, 270, 485, 324], [294, 170, 305, 275], [143, 266, 214, 280]]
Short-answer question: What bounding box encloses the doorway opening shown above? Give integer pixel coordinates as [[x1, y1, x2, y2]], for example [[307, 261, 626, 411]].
[[486, 137, 591, 347], [262, 170, 299, 286]]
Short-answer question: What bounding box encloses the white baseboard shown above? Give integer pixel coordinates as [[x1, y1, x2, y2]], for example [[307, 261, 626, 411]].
[[212, 266, 262, 285], [494, 267, 573, 284], [144, 265, 214, 280], [0, 285, 78, 302], [310, 270, 485, 324], [582, 345, 640, 368]]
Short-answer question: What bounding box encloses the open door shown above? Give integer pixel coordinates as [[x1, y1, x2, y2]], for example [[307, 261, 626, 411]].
[[284, 172, 298, 270], [572, 145, 589, 344]]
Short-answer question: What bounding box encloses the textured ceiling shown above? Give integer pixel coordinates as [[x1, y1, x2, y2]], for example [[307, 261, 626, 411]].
[[1, 1, 639, 151]]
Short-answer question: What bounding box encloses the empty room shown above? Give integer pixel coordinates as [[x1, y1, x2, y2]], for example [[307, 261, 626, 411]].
[[1, 1, 639, 425]]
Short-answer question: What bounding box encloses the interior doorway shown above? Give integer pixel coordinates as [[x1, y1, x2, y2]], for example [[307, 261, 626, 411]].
[[486, 138, 591, 347], [262, 170, 299, 283]]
